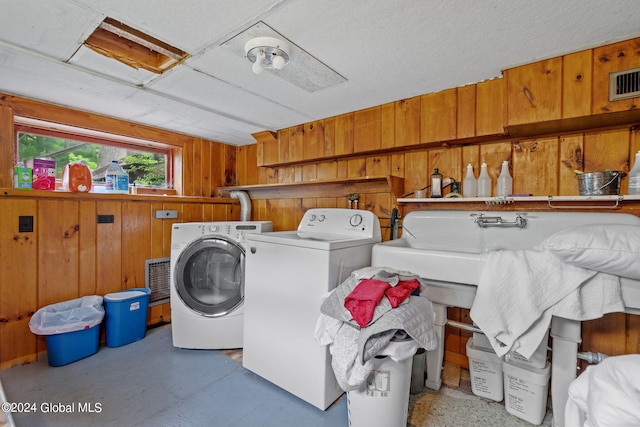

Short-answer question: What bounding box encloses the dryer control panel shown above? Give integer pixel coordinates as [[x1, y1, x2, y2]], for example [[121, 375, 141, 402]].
[[182, 221, 273, 243], [297, 208, 381, 238]]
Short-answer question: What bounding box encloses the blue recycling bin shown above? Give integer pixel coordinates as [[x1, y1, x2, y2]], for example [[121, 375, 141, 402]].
[[103, 288, 150, 348]]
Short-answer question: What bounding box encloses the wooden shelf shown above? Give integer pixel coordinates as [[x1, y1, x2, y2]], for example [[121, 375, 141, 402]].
[[0, 188, 238, 205], [217, 176, 405, 200]]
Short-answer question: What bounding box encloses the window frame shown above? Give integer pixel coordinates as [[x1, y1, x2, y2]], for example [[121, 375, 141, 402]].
[[14, 116, 175, 192]]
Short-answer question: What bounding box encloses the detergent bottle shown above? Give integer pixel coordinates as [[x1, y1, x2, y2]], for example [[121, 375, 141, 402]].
[[62, 161, 92, 193], [105, 160, 129, 194]]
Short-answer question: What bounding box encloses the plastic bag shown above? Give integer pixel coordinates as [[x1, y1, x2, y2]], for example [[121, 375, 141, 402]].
[[29, 295, 104, 335]]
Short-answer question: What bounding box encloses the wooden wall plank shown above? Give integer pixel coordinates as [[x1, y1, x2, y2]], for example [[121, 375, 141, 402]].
[[505, 57, 562, 126], [476, 78, 504, 136], [559, 135, 584, 196], [78, 201, 97, 296], [321, 117, 336, 158], [96, 201, 122, 294], [278, 127, 291, 164], [289, 125, 304, 162], [563, 50, 593, 118], [404, 151, 428, 195], [365, 155, 390, 177], [457, 84, 476, 139], [429, 146, 463, 189], [394, 97, 421, 147], [122, 201, 152, 289], [421, 88, 457, 143], [303, 122, 322, 159], [38, 200, 80, 306], [513, 137, 558, 196], [335, 113, 354, 156], [381, 102, 395, 149], [583, 129, 629, 173], [0, 199, 38, 367], [354, 106, 382, 153]]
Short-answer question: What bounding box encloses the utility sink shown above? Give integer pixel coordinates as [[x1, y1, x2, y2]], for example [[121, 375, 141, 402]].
[[372, 210, 640, 308], [373, 209, 640, 427]]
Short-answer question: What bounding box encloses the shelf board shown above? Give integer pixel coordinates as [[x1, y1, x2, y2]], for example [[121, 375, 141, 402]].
[[218, 175, 404, 200], [399, 194, 640, 210]]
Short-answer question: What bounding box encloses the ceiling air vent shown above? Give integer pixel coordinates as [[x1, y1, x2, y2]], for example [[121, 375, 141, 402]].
[[609, 67, 640, 101]]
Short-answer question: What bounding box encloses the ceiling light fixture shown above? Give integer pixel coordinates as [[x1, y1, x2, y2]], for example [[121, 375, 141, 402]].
[[244, 37, 290, 75]]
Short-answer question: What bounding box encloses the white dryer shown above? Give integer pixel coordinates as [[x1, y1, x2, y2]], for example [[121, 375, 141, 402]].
[[170, 221, 272, 349], [243, 208, 381, 410]]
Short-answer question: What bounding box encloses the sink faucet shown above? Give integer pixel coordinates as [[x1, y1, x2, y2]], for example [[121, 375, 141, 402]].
[[472, 212, 527, 228]]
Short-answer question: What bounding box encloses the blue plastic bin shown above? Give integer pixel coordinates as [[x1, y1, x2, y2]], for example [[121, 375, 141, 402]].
[[104, 288, 150, 348], [45, 325, 100, 367], [29, 295, 104, 367]]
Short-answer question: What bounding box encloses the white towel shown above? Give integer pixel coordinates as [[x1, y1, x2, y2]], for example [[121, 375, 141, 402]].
[[470, 249, 624, 359]]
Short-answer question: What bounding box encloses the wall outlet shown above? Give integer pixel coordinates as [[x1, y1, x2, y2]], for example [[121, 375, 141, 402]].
[[97, 214, 115, 224], [19, 215, 33, 232]]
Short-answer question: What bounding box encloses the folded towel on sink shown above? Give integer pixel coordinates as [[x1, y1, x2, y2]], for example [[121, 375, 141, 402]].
[[470, 249, 624, 359]]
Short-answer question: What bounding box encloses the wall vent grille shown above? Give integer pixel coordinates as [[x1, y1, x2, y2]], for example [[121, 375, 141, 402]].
[[145, 257, 171, 306], [610, 67, 640, 101]]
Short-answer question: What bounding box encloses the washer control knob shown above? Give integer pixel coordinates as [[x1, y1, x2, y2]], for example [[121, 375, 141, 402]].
[[310, 214, 317, 221], [209, 225, 219, 233], [350, 213, 363, 227], [318, 215, 326, 222]]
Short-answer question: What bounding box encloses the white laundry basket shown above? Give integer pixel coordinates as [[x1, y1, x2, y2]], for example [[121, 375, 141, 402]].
[[347, 339, 415, 427]]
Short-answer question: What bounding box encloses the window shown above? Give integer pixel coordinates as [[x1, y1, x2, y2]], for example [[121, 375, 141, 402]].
[[15, 117, 172, 191]]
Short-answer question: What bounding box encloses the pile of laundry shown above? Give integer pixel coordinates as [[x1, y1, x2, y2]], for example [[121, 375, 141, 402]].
[[315, 267, 437, 391]]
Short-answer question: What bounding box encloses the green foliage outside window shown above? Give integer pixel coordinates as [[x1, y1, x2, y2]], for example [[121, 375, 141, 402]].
[[17, 132, 167, 187]]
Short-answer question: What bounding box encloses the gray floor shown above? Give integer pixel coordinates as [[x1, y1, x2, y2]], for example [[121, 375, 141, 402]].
[[0, 325, 553, 427]]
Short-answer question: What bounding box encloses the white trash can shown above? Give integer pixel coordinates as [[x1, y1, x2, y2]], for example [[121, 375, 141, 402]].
[[347, 338, 416, 427]]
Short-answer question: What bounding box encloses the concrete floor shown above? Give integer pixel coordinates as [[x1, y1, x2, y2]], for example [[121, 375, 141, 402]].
[[0, 325, 553, 427]]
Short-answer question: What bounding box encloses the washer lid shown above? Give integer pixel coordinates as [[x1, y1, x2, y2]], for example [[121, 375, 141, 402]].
[[246, 230, 381, 250]]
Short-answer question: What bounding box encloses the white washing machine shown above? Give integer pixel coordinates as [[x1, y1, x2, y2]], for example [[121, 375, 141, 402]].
[[243, 208, 381, 410], [170, 221, 272, 349]]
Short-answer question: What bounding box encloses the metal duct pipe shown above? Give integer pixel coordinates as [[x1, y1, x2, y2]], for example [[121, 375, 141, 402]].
[[230, 190, 251, 221]]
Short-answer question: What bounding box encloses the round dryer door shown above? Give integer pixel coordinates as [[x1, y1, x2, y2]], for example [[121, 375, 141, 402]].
[[174, 236, 245, 317]]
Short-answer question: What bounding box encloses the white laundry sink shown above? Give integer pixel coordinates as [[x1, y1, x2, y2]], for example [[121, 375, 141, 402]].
[[373, 209, 640, 427], [372, 210, 640, 308]]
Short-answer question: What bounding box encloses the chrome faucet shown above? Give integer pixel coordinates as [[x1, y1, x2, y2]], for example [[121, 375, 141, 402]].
[[472, 212, 527, 228]]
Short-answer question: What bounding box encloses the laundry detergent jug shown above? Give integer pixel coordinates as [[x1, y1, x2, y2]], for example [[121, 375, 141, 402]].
[[62, 161, 92, 193]]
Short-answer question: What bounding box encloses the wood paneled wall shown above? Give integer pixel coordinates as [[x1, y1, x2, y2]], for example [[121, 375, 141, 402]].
[[0, 97, 240, 368], [237, 37, 640, 367]]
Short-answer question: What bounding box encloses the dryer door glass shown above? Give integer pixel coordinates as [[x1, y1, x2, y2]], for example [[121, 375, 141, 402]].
[[175, 237, 245, 316]]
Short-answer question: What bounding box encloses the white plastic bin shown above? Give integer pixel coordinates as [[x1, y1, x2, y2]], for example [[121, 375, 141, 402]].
[[503, 361, 551, 425], [347, 339, 415, 427], [505, 330, 549, 370], [466, 338, 504, 401]]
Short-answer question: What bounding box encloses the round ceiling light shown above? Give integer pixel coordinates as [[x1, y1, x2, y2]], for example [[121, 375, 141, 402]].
[[245, 36, 290, 75]]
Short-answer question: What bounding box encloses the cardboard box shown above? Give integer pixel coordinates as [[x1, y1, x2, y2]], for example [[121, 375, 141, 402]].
[[13, 166, 32, 189], [25, 158, 56, 190]]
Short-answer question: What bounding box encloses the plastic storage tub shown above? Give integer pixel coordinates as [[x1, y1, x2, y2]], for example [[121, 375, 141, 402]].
[[347, 338, 415, 427], [104, 288, 150, 348], [503, 361, 551, 425], [45, 325, 100, 367], [28, 295, 104, 367], [466, 338, 504, 402]]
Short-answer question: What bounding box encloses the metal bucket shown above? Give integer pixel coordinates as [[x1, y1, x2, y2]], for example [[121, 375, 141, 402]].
[[577, 171, 622, 195]]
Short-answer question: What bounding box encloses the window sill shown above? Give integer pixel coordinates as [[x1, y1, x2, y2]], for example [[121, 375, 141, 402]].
[[0, 188, 237, 204]]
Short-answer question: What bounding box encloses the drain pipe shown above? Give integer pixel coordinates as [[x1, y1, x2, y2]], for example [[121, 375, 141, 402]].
[[229, 190, 251, 222]]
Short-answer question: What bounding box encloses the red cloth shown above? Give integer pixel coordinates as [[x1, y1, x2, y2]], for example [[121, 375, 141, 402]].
[[385, 279, 420, 308], [344, 279, 391, 327]]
